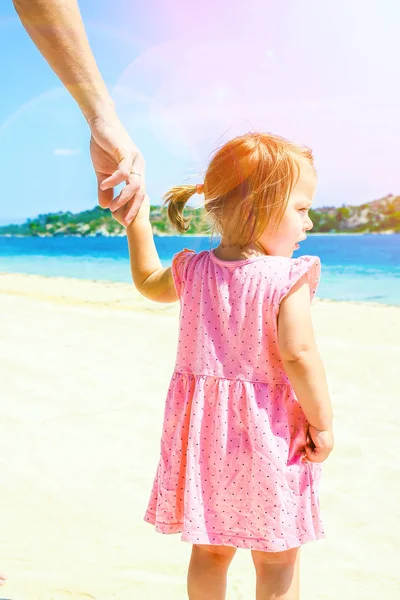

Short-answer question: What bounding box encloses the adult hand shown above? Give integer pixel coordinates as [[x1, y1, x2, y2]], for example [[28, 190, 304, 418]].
[[112, 192, 150, 227], [89, 114, 146, 226], [13, 0, 147, 225]]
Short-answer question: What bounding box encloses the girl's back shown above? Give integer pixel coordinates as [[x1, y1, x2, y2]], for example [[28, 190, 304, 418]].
[[173, 248, 320, 382]]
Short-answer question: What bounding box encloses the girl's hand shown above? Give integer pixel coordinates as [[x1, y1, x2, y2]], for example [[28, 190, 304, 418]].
[[112, 193, 150, 227], [302, 424, 334, 463]]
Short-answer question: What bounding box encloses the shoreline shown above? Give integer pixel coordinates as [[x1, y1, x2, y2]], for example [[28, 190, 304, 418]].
[[0, 231, 398, 238], [1, 271, 399, 310]]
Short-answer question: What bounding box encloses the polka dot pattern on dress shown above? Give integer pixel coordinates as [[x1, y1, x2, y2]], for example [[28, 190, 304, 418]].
[[144, 248, 325, 552]]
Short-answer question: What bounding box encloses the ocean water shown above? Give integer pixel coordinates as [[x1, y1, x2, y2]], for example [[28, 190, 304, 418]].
[[0, 234, 399, 305]]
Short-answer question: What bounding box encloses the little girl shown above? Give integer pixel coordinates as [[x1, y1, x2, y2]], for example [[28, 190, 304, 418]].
[[123, 132, 334, 600]]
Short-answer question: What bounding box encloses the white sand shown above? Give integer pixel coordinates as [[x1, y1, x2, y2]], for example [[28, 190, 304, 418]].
[[0, 272, 399, 599]]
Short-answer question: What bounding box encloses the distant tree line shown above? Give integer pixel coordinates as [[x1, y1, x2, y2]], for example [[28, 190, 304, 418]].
[[1, 194, 399, 236]]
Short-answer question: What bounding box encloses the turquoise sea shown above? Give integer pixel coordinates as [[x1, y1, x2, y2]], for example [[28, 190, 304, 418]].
[[0, 234, 399, 305]]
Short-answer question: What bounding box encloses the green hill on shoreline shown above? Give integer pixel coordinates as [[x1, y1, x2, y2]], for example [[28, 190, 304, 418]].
[[1, 194, 399, 237]]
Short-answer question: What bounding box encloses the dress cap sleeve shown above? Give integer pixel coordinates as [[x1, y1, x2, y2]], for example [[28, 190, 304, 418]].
[[171, 248, 196, 297], [279, 255, 321, 304]]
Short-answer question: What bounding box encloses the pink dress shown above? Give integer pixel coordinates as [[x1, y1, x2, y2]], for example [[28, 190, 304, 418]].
[[144, 248, 326, 552]]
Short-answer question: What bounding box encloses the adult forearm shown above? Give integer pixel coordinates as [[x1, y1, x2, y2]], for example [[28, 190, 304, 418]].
[[282, 348, 334, 431], [13, 0, 115, 121]]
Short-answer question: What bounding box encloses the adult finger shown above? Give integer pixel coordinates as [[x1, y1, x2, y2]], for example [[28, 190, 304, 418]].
[[110, 203, 127, 225], [111, 200, 138, 227], [114, 191, 146, 227], [124, 191, 146, 225], [96, 172, 114, 209], [109, 177, 142, 213], [100, 155, 135, 191]]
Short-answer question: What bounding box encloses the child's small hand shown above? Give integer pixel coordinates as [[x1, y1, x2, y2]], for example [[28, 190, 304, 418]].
[[112, 193, 150, 226], [302, 424, 334, 463]]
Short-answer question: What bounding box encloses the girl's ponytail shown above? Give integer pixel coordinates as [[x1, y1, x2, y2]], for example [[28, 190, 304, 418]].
[[162, 184, 204, 233]]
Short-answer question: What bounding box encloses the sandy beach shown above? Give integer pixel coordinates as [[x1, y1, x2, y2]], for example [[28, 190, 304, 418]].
[[0, 271, 399, 599]]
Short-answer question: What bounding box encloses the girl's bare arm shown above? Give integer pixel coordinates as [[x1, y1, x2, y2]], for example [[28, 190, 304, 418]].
[[277, 275, 334, 431], [125, 196, 179, 303]]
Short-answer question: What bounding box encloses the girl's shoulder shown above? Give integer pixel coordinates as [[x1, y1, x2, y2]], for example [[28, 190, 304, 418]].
[[171, 247, 198, 297], [171, 248, 321, 303], [275, 254, 322, 304], [232, 253, 321, 304]]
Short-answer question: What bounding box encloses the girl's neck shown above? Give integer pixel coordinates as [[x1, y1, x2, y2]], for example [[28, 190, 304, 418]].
[[214, 241, 268, 261]]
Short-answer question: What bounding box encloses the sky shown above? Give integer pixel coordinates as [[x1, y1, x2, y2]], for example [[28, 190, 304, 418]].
[[1, 0, 399, 224]]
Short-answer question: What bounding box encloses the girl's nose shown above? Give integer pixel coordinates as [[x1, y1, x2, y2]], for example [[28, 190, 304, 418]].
[[306, 217, 313, 231]]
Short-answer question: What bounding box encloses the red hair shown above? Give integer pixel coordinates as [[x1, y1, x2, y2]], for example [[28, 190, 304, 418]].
[[162, 132, 315, 247]]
